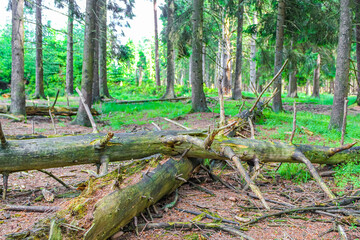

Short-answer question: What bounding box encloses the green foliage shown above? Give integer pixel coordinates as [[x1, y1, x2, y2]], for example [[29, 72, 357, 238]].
[[277, 163, 311, 183], [334, 160, 360, 189]]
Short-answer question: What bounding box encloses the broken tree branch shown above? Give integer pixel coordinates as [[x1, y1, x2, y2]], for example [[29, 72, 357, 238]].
[[75, 87, 99, 134]]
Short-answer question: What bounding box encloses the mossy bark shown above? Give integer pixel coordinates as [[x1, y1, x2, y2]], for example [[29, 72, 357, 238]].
[[0, 130, 358, 173], [84, 157, 201, 240]]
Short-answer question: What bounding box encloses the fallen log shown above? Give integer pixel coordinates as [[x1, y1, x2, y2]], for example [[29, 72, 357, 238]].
[[0, 130, 358, 173], [84, 157, 201, 240], [5, 205, 60, 212], [0, 104, 99, 116], [103, 96, 190, 104]]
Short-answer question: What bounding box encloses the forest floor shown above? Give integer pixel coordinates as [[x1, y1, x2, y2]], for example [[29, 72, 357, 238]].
[[0, 97, 360, 239]]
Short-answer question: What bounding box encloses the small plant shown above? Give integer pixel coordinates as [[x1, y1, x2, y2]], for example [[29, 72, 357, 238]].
[[334, 160, 360, 189], [277, 163, 311, 183]]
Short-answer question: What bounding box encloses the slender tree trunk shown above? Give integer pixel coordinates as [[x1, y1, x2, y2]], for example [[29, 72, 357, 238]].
[[73, 0, 96, 127], [34, 0, 45, 99], [287, 66, 298, 98], [92, 4, 100, 103], [249, 13, 257, 94], [191, 0, 209, 112], [154, 0, 161, 86], [188, 54, 192, 87], [99, 0, 110, 98], [66, 0, 74, 95], [163, 0, 175, 99], [272, 0, 285, 112], [329, 0, 351, 130], [11, 0, 26, 116], [355, 0, 360, 105], [202, 43, 208, 87], [232, 0, 244, 100], [138, 66, 143, 86], [311, 53, 321, 98], [221, 16, 231, 95]]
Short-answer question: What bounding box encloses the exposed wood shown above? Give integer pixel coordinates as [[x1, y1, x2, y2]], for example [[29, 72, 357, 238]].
[[290, 101, 297, 143], [75, 87, 99, 133], [5, 205, 60, 212], [0, 130, 359, 173], [49, 109, 57, 135], [103, 97, 190, 104], [341, 98, 349, 145], [84, 157, 201, 240], [163, 117, 192, 130], [0, 104, 99, 116]]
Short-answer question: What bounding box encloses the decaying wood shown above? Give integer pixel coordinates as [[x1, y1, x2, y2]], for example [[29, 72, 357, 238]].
[[75, 87, 99, 133], [0, 104, 99, 116], [5, 205, 60, 212], [84, 157, 201, 240], [103, 97, 190, 104], [0, 130, 358, 173]]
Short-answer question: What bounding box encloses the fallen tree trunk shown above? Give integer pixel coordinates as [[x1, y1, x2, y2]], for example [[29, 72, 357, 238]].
[[84, 157, 201, 240], [103, 97, 190, 104], [0, 130, 358, 173], [0, 104, 99, 116]]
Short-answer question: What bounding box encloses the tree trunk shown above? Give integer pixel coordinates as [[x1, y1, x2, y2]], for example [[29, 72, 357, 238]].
[[138, 66, 143, 86], [10, 0, 26, 116], [0, 130, 358, 173], [249, 13, 257, 94], [202, 43, 208, 87], [92, 4, 100, 103], [272, 0, 285, 113], [191, 0, 209, 112], [162, 0, 175, 99], [355, 0, 360, 106], [84, 157, 201, 240], [73, 0, 96, 127], [287, 66, 298, 98], [154, 0, 161, 87], [34, 0, 45, 99], [232, 0, 244, 100], [99, 0, 110, 98], [312, 53, 321, 98], [221, 16, 231, 95], [329, 0, 351, 130], [66, 0, 74, 95]]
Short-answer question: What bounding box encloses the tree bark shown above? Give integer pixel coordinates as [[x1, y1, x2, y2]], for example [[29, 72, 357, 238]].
[[0, 103, 99, 116], [154, 0, 161, 87], [221, 16, 231, 95], [66, 0, 74, 95], [162, 0, 175, 99], [355, 0, 360, 106], [287, 66, 298, 98], [34, 0, 45, 99], [191, 0, 209, 112], [73, 0, 96, 127], [249, 13, 257, 95], [272, 0, 285, 113], [92, 3, 100, 103], [232, 0, 244, 100], [311, 53, 321, 98], [99, 0, 110, 98], [10, 0, 26, 116], [84, 157, 201, 240], [0, 130, 358, 173], [329, 0, 351, 130]]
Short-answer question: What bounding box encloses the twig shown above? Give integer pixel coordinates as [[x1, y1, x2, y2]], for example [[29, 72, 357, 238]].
[[0, 113, 21, 121], [38, 169, 76, 190], [222, 147, 270, 210], [201, 165, 242, 193], [51, 89, 60, 110], [49, 109, 57, 135], [5, 205, 60, 212], [151, 122, 161, 131], [146, 207, 153, 221], [163, 189, 179, 211], [341, 98, 349, 146], [135, 222, 255, 240], [247, 193, 295, 208], [289, 101, 297, 143], [175, 208, 239, 225], [337, 224, 348, 240], [75, 87, 99, 133], [2, 172, 9, 200], [238, 102, 245, 115], [188, 181, 216, 196], [249, 59, 289, 113], [248, 118, 255, 139], [163, 117, 192, 130], [0, 122, 7, 146], [263, 88, 279, 107]]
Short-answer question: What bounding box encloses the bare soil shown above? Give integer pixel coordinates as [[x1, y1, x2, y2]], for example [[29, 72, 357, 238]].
[[0, 103, 359, 240]]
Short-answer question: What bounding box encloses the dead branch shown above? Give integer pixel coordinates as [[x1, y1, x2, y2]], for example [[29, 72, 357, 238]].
[[38, 169, 76, 190], [290, 101, 297, 143], [341, 98, 349, 145], [5, 205, 60, 212], [175, 207, 239, 225], [75, 87, 99, 133], [163, 117, 192, 130], [0, 121, 7, 146]]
